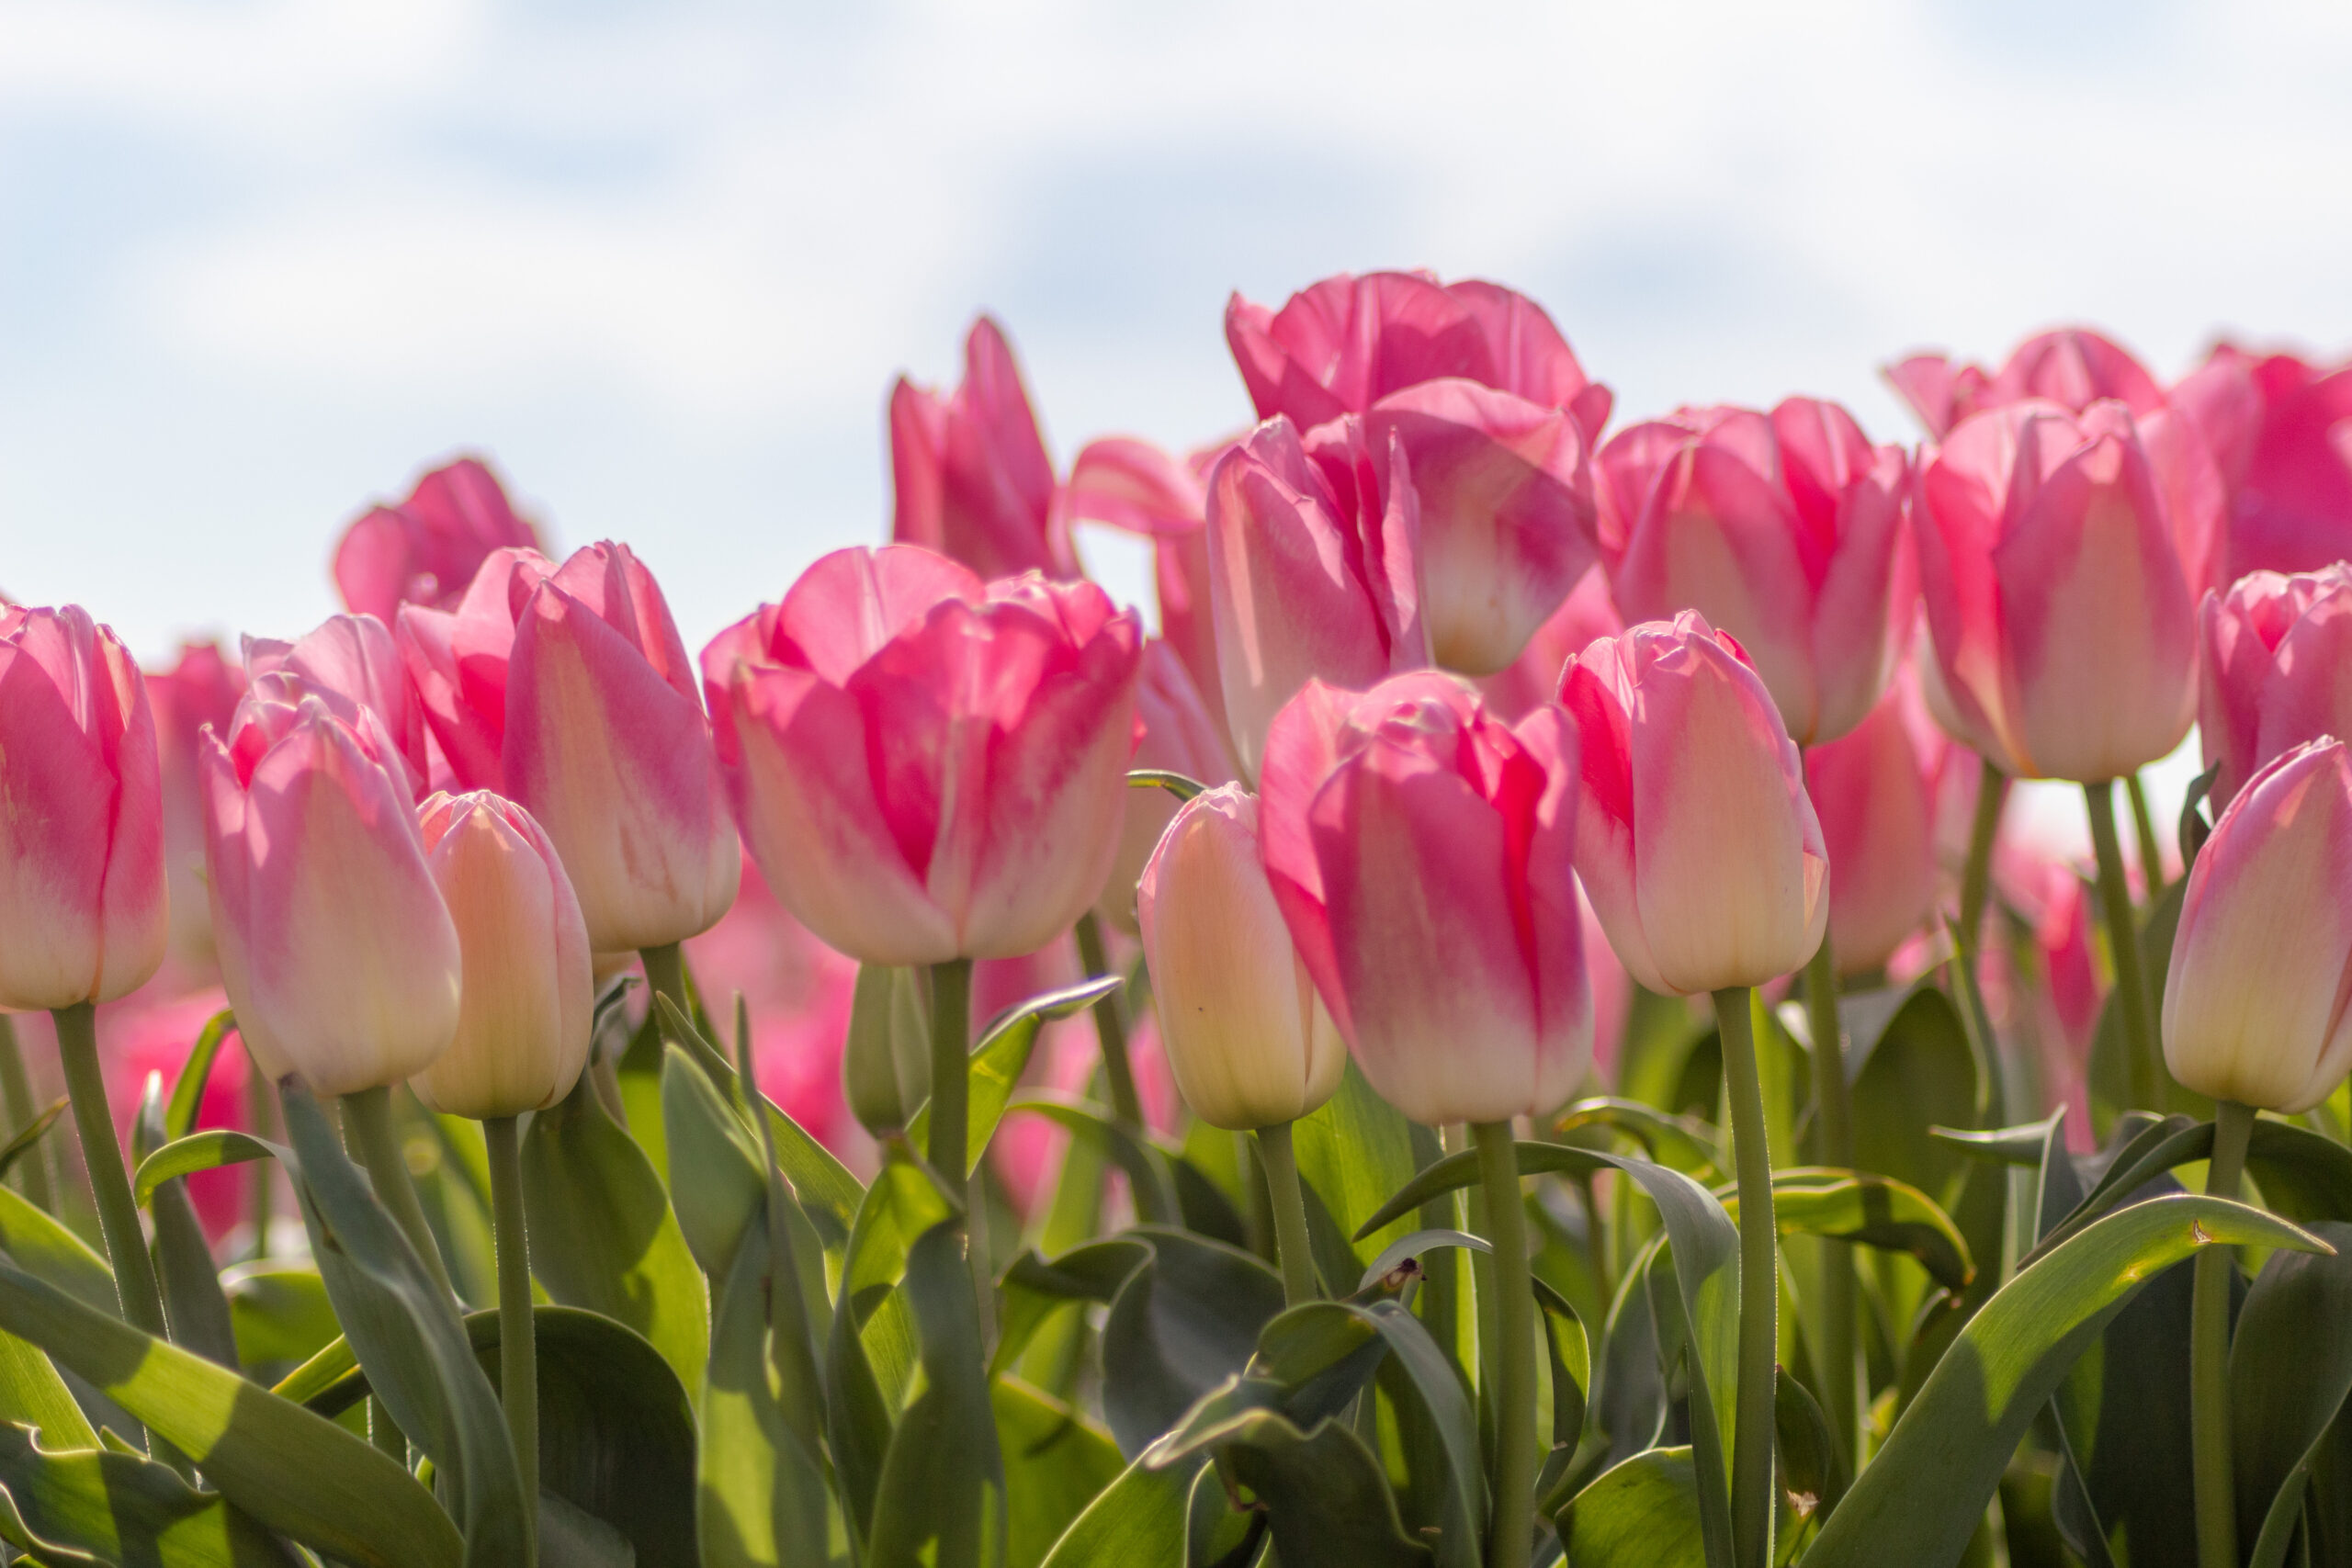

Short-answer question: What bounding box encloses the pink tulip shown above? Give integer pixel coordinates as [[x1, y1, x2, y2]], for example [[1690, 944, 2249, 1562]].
[[148, 641, 247, 976], [1256, 672, 1590, 1126], [1803, 679, 1938, 976], [891, 316, 1073, 581], [1477, 566, 1623, 723], [1912, 400, 2208, 782], [0, 606, 168, 1010], [245, 615, 432, 793], [201, 694, 459, 1094], [2163, 739, 2352, 1112], [1596, 399, 1912, 746], [1204, 418, 1429, 780], [402, 544, 740, 951], [1095, 641, 1239, 934], [2173, 345, 2352, 578], [1886, 327, 2167, 439], [333, 457, 543, 625], [701, 545, 1143, 965], [2198, 565, 2352, 807], [1560, 613, 1827, 996], [1227, 272, 1611, 675]]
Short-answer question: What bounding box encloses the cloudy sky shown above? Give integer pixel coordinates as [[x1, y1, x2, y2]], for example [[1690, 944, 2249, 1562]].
[[6, 0, 2351, 682]]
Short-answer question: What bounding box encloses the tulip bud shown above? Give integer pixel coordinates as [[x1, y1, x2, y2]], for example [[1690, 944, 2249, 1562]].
[[1257, 673, 1591, 1126], [702, 545, 1143, 965], [413, 792, 593, 1119], [1094, 643, 1238, 934], [334, 456, 543, 625], [1560, 612, 1827, 996], [0, 606, 168, 1010], [2198, 566, 2352, 808], [1138, 786, 1345, 1131], [202, 694, 460, 1095], [2162, 739, 2352, 1112]]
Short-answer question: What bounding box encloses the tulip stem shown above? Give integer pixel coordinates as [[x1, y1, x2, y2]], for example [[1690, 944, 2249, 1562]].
[[2192, 1099, 2256, 1568], [1802, 935, 1860, 1470], [1957, 757, 2008, 953], [484, 1114, 538, 1565], [1715, 987, 1777, 1568], [243, 1044, 274, 1259], [1472, 1121, 1535, 1568], [1073, 914, 1144, 1132], [639, 943, 713, 1084], [1253, 1121, 1318, 1306], [0, 1016, 52, 1211], [928, 959, 972, 1198], [2086, 779, 2163, 1111], [51, 1006, 168, 1339], [340, 1086, 457, 1303], [2127, 773, 2167, 900]]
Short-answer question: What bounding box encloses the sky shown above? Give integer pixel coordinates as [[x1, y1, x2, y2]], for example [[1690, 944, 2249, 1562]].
[[6, 0, 2351, 740]]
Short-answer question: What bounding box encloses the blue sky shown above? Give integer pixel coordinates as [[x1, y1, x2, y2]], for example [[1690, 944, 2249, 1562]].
[[6, 0, 2352, 679]]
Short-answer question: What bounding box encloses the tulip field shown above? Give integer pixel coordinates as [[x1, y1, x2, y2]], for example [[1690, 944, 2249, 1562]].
[[7, 270, 2352, 1568]]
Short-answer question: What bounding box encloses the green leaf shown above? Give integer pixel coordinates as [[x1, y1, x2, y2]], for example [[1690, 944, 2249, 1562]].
[[1740, 1168, 1973, 1293], [0, 1181, 118, 1315], [1532, 1276, 1589, 1456], [1557, 1445, 1708, 1568], [701, 1219, 829, 1568], [1774, 1368, 1848, 1523], [1099, 1228, 1284, 1457], [132, 1132, 274, 1209], [995, 1376, 1125, 1568], [519, 1072, 709, 1400], [907, 976, 1121, 1177], [0, 1423, 302, 1566], [0, 1099, 65, 1187], [1035, 1452, 1193, 1568], [828, 1154, 958, 1541], [1849, 985, 1981, 1209], [845, 964, 933, 1136], [0, 1315, 95, 1450], [1293, 1056, 1426, 1268], [164, 1010, 237, 1144], [662, 1042, 770, 1281], [134, 1077, 239, 1372], [220, 1263, 341, 1375], [1352, 1139, 1611, 1239], [1005, 1096, 1181, 1225], [868, 1218, 1010, 1568], [0, 1253, 458, 1567], [1801, 1194, 2330, 1568], [2233, 1221, 2352, 1565], [1159, 1409, 1431, 1568], [1128, 769, 1207, 801], [1355, 1228, 1490, 1293], [1555, 1097, 1723, 1179], [2033, 1116, 2352, 1265]]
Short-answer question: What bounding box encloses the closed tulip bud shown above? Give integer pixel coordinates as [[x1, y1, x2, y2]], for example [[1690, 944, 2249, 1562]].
[[1258, 673, 1590, 1126], [890, 316, 1072, 581], [1598, 398, 1912, 746], [1561, 612, 1828, 996], [1804, 677, 1939, 976], [1913, 400, 2210, 782], [1204, 418, 1430, 780], [1138, 786, 1345, 1131], [2163, 739, 2352, 1112], [202, 694, 459, 1095], [702, 545, 1143, 965], [0, 606, 168, 1010], [2199, 566, 2352, 807], [333, 456, 543, 625], [1095, 642, 1238, 934], [413, 792, 593, 1119]]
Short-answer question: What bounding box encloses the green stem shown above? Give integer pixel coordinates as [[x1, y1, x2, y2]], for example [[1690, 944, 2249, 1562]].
[[1716, 988, 1778, 1568], [2127, 773, 2166, 900], [243, 1043, 274, 1259], [484, 1115, 537, 1565], [340, 1086, 456, 1302], [1253, 1121, 1317, 1306], [0, 1017, 51, 1211], [2192, 1100, 2256, 1568], [1803, 935, 1860, 1470], [2086, 780, 2163, 1111], [928, 959, 972, 1198], [1957, 756, 2008, 953], [51, 1005, 167, 1340], [1473, 1122, 1535, 1568], [1073, 914, 1144, 1132]]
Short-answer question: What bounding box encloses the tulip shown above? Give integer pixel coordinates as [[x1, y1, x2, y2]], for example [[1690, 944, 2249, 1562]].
[[890, 316, 1073, 581], [1804, 679, 1938, 976], [701, 544, 1143, 967], [246, 614, 433, 794], [1095, 642, 1238, 934], [2173, 345, 2352, 578], [413, 792, 593, 1119], [2199, 566, 2352, 808], [1597, 399, 1912, 746], [1139, 785, 1345, 1132], [0, 606, 168, 1011], [1204, 418, 1430, 780], [1886, 327, 2167, 439], [201, 694, 460, 1096], [334, 456, 543, 625], [1912, 400, 2208, 784], [148, 641, 246, 975], [1477, 565, 1623, 722], [1227, 272, 1611, 677], [403, 544, 740, 953], [1559, 612, 1828, 997]]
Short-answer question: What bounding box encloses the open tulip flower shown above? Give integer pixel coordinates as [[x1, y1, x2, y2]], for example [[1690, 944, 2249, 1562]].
[[333, 455, 543, 626], [2199, 565, 2352, 808], [890, 315, 1073, 581], [2172, 344, 2352, 577], [1887, 326, 2168, 439]]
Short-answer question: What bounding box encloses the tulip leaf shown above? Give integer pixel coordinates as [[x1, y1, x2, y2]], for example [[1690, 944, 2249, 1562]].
[[1555, 1096, 1724, 1179], [1295, 1056, 1428, 1267], [1102, 1228, 1285, 1458], [1801, 1194, 2330, 1568], [0, 1252, 457, 1566], [906, 975, 1123, 1176], [132, 1132, 274, 1210], [518, 1071, 709, 1398], [867, 1217, 1011, 1568], [2032, 1115, 2352, 1267], [0, 1317, 94, 1451], [702, 1216, 831, 1568], [1355, 1227, 1490, 1293], [2232, 1222, 2352, 1566], [661, 1043, 770, 1281], [1556, 1446, 1709, 1568], [1532, 1275, 1591, 1506], [1035, 1451, 1195, 1568], [995, 1376, 1125, 1568], [164, 1010, 237, 1145], [1848, 984, 1980, 1209], [828, 1152, 958, 1541], [133, 1077, 240, 1374], [1127, 769, 1207, 801], [1006, 1095, 1182, 1225], [1775, 1367, 1849, 1527], [220, 1263, 340, 1375], [0, 1099, 65, 1187], [0, 1422, 304, 1566], [1165, 1407, 1431, 1567], [845, 964, 932, 1136], [1352, 1139, 1612, 1239], [1729, 1167, 1973, 1292]]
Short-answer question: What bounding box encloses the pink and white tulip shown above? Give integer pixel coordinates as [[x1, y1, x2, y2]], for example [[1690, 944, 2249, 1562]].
[[148, 640, 246, 975], [2199, 565, 2352, 807], [334, 457, 543, 625], [890, 316, 1072, 581], [2172, 344, 2352, 579], [1560, 613, 1827, 995], [1887, 327, 2167, 439], [1096, 641, 1238, 935], [246, 614, 432, 794], [1804, 677, 1939, 976]]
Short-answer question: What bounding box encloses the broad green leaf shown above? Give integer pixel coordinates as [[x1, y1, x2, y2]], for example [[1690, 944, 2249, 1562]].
[[868, 1218, 1010, 1568], [662, 1043, 769, 1281], [829, 1154, 958, 1542], [700, 1220, 828, 1568], [0, 1319, 94, 1450], [164, 1010, 236, 1144], [1293, 1056, 1425, 1266], [1158, 1408, 1430, 1567], [1802, 1194, 2328, 1568], [2032, 1115, 2352, 1265], [908, 976, 1121, 1175], [1036, 1452, 1193, 1568], [1352, 1140, 1611, 1238], [220, 1264, 340, 1378], [844, 964, 932, 1136], [1184, 1461, 1262, 1568], [0, 1255, 458, 1567], [1849, 985, 1980, 1209], [1356, 1228, 1490, 1292], [0, 1099, 64, 1187], [995, 1376, 1124, 1568], [1099, 1227, 1283, 1457], [135, 1076, 238, 1372], [994, 1237, 1152, 1382], [1558, 1446, 1708, 1568], [519, 1071, 708, 1398], [0, 1182, 117, 1315], [1733, 1168, 1973, 1292], [1589, 1244, 1668, 1471], [132, 1132, 273, 1209], [2233, 1221, 2352, 1566], [1774, 1369, 1848, 1523], [1532, 1276, 1589, 1460], [1005, 1096, 1181, 1225], [1555, 1097, 1723, 1179], [0, 1422, 301, 1566]]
